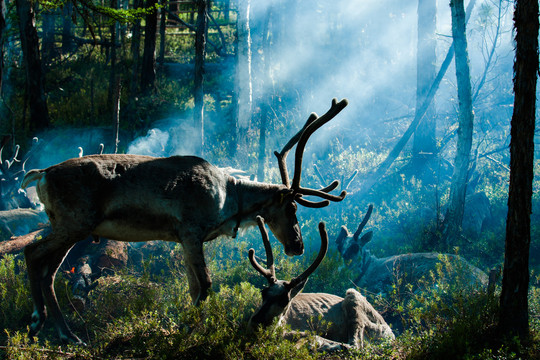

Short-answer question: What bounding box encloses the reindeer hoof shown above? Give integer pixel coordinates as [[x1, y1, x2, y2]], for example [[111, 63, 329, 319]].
[[29, 311, 45, 337], [60, 331, 86, 346]]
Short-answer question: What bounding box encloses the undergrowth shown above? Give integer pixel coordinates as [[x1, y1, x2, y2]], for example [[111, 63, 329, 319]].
[[1, 243, 539, 359]]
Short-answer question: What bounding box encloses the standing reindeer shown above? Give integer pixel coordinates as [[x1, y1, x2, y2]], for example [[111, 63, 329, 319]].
[[20, 99, 348, 345], [248, 217, 394, 351]]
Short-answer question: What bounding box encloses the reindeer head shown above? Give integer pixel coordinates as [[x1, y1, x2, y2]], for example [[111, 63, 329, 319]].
[[267, 98, 348, 256], [335, 205, 374, 261], [248, 216, 328, 329]]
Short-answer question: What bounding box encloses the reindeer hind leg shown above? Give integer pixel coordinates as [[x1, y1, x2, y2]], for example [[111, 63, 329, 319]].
[[25, 231, 86, 344], [24, 241, 48, 341]]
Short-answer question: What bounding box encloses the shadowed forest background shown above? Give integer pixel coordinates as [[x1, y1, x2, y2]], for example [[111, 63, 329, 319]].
[[0, 0, 539, 358]]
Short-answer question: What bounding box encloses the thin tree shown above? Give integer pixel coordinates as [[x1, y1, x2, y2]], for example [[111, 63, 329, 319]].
[[62, 2, 75, 54], [412, 0, 437, 169], [193, 0, 209, 155], [107, 0, 119, 108], [158, 0, 166, 64], [140, 0, 158, 93], [499, 0, 538, 340], [441, 0, 475, 249], [15, 0, 50, 131], [0, 0, 5, 92], [41, 10, 56, 64], [234, 0, 252, 158], [256, 5, 272, 182], [129, 0, 143, 96]]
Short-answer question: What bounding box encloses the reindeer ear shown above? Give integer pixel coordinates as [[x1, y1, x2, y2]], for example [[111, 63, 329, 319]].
[[336, 226, 349, 251], [359, 231, 373, 247], [289, 277, 308, 299]]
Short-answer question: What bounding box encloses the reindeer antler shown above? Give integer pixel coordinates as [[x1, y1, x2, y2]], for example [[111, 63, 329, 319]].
[[250, 218, 329, 289], [274, 98, 349, 208], [287, 222, 328, 289], [353, 204, 373, 240], [248, 216, 277, 284]]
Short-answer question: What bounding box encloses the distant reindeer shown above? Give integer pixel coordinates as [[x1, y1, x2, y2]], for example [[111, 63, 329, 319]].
[[248, 217, 394, 352], [335, 205, 488, 296], [20, 99, 348, 344], [0, 208, 49, 237], [0, 136, 41, 210]]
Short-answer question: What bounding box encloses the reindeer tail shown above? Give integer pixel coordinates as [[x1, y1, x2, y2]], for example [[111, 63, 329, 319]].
[[21, 169, 45, 189]]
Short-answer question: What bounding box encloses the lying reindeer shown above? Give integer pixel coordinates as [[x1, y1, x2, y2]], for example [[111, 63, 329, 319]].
[[0, 208, 49, 237], [335, 205, 488, 296], [248, 217, 394, 351], [20, 99, 349, 345]]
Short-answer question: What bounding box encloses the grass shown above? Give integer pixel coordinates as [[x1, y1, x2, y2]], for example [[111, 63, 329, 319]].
[[1, 240, 539, 359]]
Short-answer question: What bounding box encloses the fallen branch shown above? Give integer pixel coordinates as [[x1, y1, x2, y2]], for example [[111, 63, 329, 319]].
[[0, 226, 51, 257]]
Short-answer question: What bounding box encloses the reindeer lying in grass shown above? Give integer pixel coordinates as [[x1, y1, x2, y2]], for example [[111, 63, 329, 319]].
[[248, 217, 394, 352], [335, 205, 488, 296]]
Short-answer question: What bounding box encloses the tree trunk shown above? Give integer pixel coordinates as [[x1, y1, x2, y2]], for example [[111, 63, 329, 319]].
[[41, 10, 56, 64], [256, 6, 272, 182], [499, 0, 538, 340], [61, 2, 74, 54], [107, 0, 118, 109], [158, 0, 166, 65], [0, 0, 5, 92], [15, 0, 50, 132], [234, 0, 252, 157], [193, 0, 209, 155], [129, 0, 143, 96], [140, 0, 158, 93], [441, 0, 474, 249], [412, 0, 437, 167]]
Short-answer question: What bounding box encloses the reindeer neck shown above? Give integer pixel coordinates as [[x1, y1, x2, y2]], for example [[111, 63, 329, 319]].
[[231, 179, 286, 234]]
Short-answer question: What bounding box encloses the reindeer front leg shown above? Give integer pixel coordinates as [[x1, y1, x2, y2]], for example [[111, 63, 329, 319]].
[[181, 240, 212, 305]]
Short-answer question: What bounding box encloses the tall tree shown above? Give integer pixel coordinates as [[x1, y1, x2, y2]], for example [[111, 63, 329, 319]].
[[129, 0, 143, 96], [15, 0, 50, 131], [41, 10, 56, 64], [234, 0, 252, 158], [158, 0, 166, 65], [193, 0, 209, 155], [0, 0, 5, 92], [107, 0, 119, 109], [140, 0, 158, 93], [499, 0, 538, 340], [61, 2, 75, 54], [412, 0, 437, 169], [441, 0, 474, 249], [256, 5, 272, 182]]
